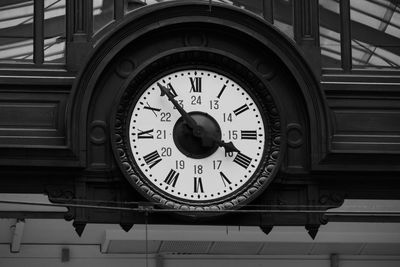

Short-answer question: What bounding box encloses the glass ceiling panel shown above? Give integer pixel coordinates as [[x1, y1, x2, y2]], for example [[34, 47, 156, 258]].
[[320, 0, 400, 70], [0, 0, 33, 62], [350, 0, 400, 69], [44, 0, 66, 63], [93, 0, 114, 34], [319, 0, 341, 68]]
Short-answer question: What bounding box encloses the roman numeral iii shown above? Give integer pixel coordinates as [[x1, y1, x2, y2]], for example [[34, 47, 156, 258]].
[[241, 130, 257, 140]]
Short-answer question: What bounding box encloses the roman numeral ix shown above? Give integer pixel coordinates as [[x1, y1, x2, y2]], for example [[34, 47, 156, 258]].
[[137, 129, 154, 139]]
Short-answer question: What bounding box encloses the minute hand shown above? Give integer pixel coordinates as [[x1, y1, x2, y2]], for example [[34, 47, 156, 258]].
[[158, 82, 198, 129], [158, 82, 240, 154]]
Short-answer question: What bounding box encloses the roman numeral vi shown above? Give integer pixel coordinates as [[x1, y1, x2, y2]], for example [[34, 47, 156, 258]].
[[194, 177, 204, 193]]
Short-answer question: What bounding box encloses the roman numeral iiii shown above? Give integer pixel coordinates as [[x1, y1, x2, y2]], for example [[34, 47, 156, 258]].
[[233, 152, 252, 169]]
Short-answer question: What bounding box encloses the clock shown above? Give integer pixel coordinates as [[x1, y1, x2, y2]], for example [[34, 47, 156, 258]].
[[113, 52, 281, 215]]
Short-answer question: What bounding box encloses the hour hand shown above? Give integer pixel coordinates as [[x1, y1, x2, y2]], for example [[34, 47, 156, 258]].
[[216, 140, 240, 153], [202, 132, 240, 153]]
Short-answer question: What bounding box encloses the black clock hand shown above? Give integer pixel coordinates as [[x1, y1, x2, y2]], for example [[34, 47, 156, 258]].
[[202, 132, 240, 153], [158, 82, 198, 129], [158, 82, 240, 153]]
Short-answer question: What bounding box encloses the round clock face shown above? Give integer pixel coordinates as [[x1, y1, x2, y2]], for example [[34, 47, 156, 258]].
[[127, 69, 266, 203]]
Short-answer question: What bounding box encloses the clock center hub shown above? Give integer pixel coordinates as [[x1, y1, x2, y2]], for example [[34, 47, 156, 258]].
[[173, 111, 221, 159]]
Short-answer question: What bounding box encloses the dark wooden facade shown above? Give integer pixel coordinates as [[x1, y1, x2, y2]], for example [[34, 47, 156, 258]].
[[0, 0, 399, 237]]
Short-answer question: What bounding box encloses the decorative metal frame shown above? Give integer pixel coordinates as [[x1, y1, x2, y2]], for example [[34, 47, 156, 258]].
[[112, 50, 282, 214]]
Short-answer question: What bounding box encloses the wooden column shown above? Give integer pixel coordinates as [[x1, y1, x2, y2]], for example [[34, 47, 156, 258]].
[[263, 0, 274, 24], [66, 0, 93, 71], [293, 0, 321, 76], [34, 0, 44, 64], [340, 0, 352, 72]]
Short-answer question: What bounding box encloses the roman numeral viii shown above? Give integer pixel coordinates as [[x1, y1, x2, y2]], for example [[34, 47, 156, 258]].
[[164, 169, 179, 187], [143, 150, 162, 169], [189, 77, 202, 93], [233, 152, 252, 169]]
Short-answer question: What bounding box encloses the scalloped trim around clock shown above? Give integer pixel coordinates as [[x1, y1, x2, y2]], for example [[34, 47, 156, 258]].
[[113, 50, 281, 215]]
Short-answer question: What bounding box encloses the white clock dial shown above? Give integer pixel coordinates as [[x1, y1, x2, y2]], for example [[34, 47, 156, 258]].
[[128, 69, 266, 202]]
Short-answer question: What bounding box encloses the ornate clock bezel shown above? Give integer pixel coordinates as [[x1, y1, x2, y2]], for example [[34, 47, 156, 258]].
[[112, 50, 281, 214]]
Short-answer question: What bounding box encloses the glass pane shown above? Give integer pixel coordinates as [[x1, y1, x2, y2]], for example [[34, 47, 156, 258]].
[[350, 0, 400, 69], [0, 38, 33, 62], [273, 0, 293, 39], [230, 0, 263, 16], [0, 0, 34, 62], [93, 0, 114, 33], [126, 0, 147, 13], [133, 0, 256, 11], [319, 0, 341, 68], [44, 37, 65, 63], [127, 0, 295, 39], [44, 0, 65, 63]]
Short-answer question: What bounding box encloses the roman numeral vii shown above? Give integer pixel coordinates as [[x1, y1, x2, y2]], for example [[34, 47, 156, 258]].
[[164, 169, 179, 187]]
